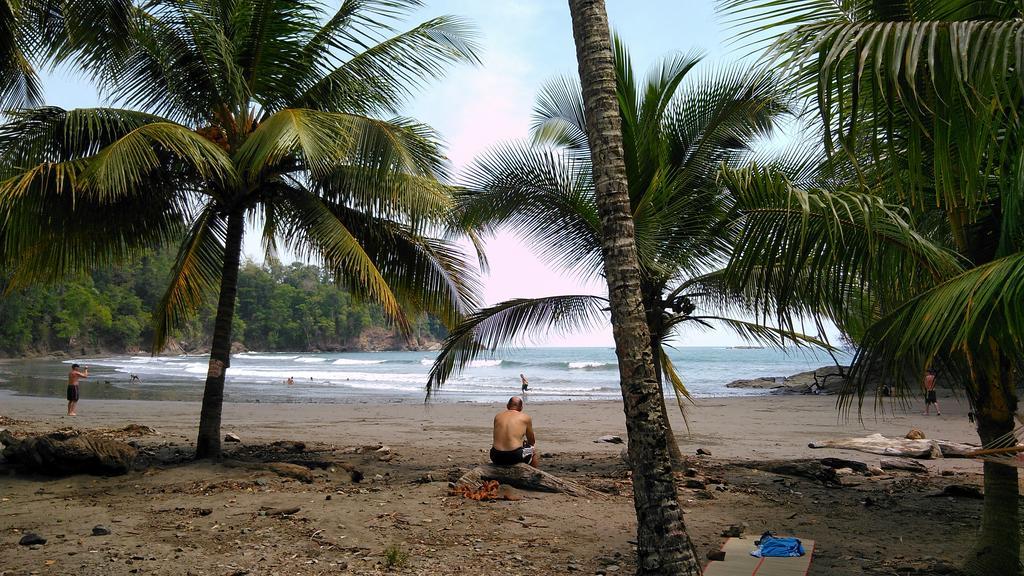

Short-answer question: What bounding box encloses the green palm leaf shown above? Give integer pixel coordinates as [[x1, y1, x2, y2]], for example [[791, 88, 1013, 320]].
[[426, 295, 609, 392], [0, 0, 42, 109], [83, 121, 236, 201], [658, 348, 692, 421], [459, 141, 604, 281], [277, 185, 410, 334], [304, 196, 483, 329], [152, 203, 225, 352], [844, 251, 1024, 409], [235, 109, 444, 183], [720, 164, 965, 324], [299, 13, 481, 114]]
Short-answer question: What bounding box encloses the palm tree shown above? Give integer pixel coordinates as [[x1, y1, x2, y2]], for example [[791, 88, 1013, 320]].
[[718, 2, 1024, 574], [566, 1, 700, 573], [0, 0, 482, 459], [426, 38, 810, 461]]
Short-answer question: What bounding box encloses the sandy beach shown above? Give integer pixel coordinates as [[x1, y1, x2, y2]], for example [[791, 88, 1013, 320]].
[[1, 390, 986, 575]]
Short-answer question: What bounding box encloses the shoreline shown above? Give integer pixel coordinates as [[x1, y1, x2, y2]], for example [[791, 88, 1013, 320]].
[[0, 387, 981, 472]]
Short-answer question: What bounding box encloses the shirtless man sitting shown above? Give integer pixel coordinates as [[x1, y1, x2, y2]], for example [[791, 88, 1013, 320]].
[[490, 396, 538, 467]]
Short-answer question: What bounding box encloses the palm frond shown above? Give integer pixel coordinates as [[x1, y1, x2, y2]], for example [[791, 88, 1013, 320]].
[[236, 109, 444, 183], [719, 164, 965, 325], [0, 0, 42, 109], [844, 251, 1024, 410], [152, 202, 225, 352], [459, 140, 604, 281], [426, 295, 609, 392], [83, 121, 236, 201], [659, 348, 693, 424], [531, 74, 590, 158], [277, 186, 412, 335], [0, 107, 170, 168], [299, 13, 480, 114], [300, 194, 483, 329]]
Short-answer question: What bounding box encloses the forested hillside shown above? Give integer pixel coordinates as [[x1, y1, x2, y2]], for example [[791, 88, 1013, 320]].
[[0, 252, 446, 357]]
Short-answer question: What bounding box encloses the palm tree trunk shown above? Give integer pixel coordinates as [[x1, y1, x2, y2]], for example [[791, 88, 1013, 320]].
[[195, 208, 245, 459], [645, 304, 685, 467], [964, 352, 1020, 576], [567, 1, 700, 574]]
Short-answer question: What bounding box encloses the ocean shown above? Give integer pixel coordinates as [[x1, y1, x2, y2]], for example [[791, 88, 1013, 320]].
[[0, 346, 852, 404]]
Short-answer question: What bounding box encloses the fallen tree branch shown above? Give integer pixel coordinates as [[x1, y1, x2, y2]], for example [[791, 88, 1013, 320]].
[[809, 433, 977, 459], [454, 463, 604, 498]]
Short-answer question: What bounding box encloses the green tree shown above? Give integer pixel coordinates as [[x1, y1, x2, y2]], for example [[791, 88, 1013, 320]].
[[566, 1, 700, 573], [718, 1, 1024, 573], [0, 0, 482, 458], [427, 38, 809, 462]]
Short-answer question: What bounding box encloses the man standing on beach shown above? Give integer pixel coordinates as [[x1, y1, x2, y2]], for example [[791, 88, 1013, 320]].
[[67, 363, 88, 416], [923, 369, 940, 416], [490, 396, 539, 467], [520, 373, 529, 394]]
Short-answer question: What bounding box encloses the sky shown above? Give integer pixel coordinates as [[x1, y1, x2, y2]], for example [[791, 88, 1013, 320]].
[[39, 1, 809, 348]]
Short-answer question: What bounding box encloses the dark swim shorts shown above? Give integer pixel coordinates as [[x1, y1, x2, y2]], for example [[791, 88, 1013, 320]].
[[67, 385, 79, 402], [926, 390, 937, 404], [489, 443, 534, 465]]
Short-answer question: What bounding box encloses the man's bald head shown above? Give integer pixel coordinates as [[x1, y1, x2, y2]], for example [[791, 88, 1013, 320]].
[[507, 396, 523, 411]]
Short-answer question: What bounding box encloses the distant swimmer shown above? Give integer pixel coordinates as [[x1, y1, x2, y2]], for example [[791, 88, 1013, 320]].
[[520, 373, 529, 394], [490, 396, 538, 468], [67, 363, 89, 416], [287, 376, 295, 386], [129, 374, 141, 383]]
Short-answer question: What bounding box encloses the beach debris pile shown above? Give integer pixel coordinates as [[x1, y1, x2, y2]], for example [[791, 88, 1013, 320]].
[[0, 415, 30, 426], [451, 479, 502, 500], [95, 424, 159, 439], [0, 428, 137, 475]]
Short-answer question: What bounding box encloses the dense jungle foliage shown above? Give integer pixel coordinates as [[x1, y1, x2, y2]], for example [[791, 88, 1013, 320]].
[[0, 252, 446, 356]]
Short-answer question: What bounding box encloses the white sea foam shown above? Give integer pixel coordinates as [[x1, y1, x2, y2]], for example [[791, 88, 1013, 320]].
[[332, 359, 386, 365], [234, 354, 299, 360], [568, 361, 609, 369], [294, 358, 326, 363], [420, 358, 501, 368]]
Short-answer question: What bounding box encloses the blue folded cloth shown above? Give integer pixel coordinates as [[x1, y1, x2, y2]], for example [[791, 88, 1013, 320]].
[[751, 536, 805, 558]]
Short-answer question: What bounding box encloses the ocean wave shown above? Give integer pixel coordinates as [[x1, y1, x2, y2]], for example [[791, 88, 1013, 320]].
[[568, 361, 613, 370], [332, 358, 386, 365], [294, 358, 326, 363], [225, 368, 426, 384], [420, 358, 503, 368], [235, 354, 299, 360], [327, 381, 424, 393]]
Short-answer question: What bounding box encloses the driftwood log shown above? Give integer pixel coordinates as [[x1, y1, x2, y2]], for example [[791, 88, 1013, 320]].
[[0, 429, 137, 475], [454, 463, 603, 498], [879, 457, 929, 473], [809, 433, 978, 459]]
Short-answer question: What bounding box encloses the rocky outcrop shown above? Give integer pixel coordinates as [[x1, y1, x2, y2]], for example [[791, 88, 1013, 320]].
[[726, 365, 847, 394]]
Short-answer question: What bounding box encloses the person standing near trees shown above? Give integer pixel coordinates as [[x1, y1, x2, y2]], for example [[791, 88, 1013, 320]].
[[67, 363, 89, 416], [922, 369, 940, 416]]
